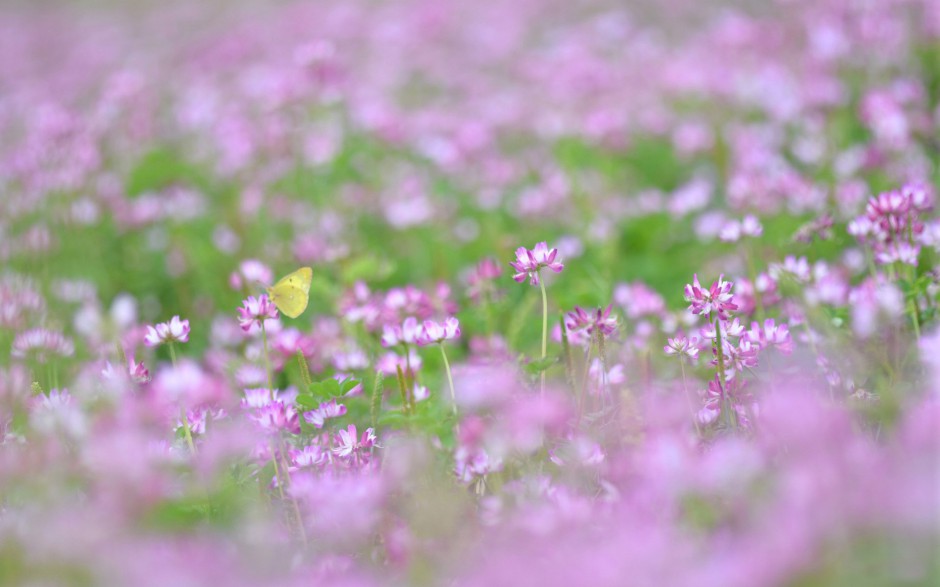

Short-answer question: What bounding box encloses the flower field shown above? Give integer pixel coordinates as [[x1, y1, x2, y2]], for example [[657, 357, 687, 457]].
[[1, 0, 939, 585]]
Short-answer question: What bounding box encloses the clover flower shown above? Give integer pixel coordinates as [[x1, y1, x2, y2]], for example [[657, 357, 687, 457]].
[[144, 316, 190, 347], [416, 317, 461, 346], [303, 399, 347, 428], [565, 305, 618, 338], [11, 328, 74, 361], [467, 257, 504, 302], [332, 424, 378, 459], [684, 274, 738, 320], [664, 334, 700, 360], [509, 242, 564, 286], [744, 319, 793, 354], [237, 294, 278, 332], [381, 316, 420, 347]]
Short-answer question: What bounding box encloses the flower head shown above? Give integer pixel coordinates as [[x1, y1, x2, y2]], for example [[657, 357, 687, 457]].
[[467, 257, 504, 302], [416, 317, 461, 346], [381, 317, 420, 347], [303, 399, 347, 428], [565, 305, 618, 338], [509, 242, 564, 286], [744, 319, 793, 354], [144, 316, 190, 347], [664, 334, 700, 360], [237, 294, 278, 332], [11, 328, 74, 362], [332, 424, 378, 460], [684, 274, 738, 320]]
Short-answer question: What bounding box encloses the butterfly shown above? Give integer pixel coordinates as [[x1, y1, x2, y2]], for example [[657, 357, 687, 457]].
[[266, 267, 313, 318]]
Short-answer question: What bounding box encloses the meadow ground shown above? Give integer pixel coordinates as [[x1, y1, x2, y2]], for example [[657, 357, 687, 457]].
[[0, 1, 939, 585]]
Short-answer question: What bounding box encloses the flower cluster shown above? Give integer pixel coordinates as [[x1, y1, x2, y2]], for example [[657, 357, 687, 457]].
[[416, 317, 461, 346], [848, 183, 933, 265], [565, 305, 618, 338], [143, 316, 190, 347], [509, 242, 564, 286], [683, 274, 738, 320], [237, 295, 279, 332]]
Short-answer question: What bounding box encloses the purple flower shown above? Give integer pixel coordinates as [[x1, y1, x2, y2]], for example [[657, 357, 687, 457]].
[[664, 334, 700, 360], [289, 445, 328, 469], [303, 399, 347, 428], [697, 375, 756, 429], [509, 242, 564, 286], [332, 424, 377, 459], [144, 315, 190, 347], [237, 294, 278, 332], [745, 319, 793, 354], [565, 305, 618, 337], [381, 316, 420, 347], [416, 317, 461, 346], [11, 328, 74, 361], [467, 257, 504, 302], [229, 259, 273, 290], [127, 355, 150, 383], [251, 401, 300, 434], [241, 387, 274, 409], [375, 349, 422, 376], [684, 274, 738, 320]]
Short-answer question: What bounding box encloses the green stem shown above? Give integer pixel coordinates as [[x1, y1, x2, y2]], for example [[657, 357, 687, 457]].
[[439, 344, 457, 417], [169, 342, 196, 455], [539, 275, 548, 395], [559, 313, 575, 390], [578, 339, 595, 423], [713, 317, 737, 431], [260, 321, 274, 400], [679, 359, 701, 436], [395, 365, 411, 416]]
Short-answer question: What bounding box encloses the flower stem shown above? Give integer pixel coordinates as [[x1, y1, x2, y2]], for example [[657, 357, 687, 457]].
[[539, 276, 548, 395], [439, 344, 457, 417], [260, 321, 274, 400], [169, 342, 196, 455], [679, 359, 701, 436], [713, 318, 737, 431]]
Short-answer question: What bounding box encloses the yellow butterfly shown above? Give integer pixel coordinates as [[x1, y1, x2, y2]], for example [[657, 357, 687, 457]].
[[266, 267, 313, 318]]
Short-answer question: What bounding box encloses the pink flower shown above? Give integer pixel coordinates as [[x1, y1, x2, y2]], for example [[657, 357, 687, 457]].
[[11, 328, 74, 361], [241, 388, 274, 409], [251, 401, 300, 434], [381, 317, 420, 347], [718, 215, 763, 242], [229, 259, 273, 290], [509, 242, 564, 286], [613, 282, 665, 319], [565, 305, 618, 337], [745, 319, 793, 354], [375, 350, 422, 376], [237, 294, 278, 332], [684, 274, 738, 320], [144, 315, 190, 347], [290, 445, 328, 469], [416, 317, 461, 346], [332, 424, 377, 459], [303, 399, 347, 428], [664, 334, 700, 360], [467, 257, 504, 302], [413, 384, 430, 402], [698, 375, 756, 429], [127, 355, 150, 383]]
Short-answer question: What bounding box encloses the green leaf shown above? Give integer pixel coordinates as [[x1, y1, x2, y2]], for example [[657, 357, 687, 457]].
[[523, 355, 559, 376], [295, 393, 319, 410], [377, 410, 409, 428]]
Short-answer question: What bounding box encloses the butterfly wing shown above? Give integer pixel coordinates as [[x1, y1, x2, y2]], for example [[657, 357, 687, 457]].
[[267, 267, 313, 318], [269, 285, 309, 318]]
